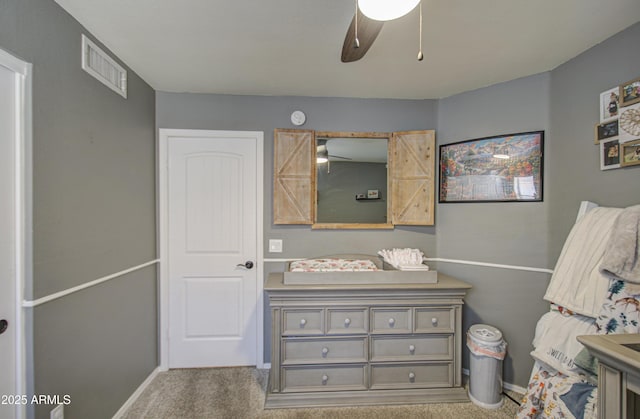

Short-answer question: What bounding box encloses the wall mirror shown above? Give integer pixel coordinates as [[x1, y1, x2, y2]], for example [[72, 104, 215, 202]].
[[314, 132, 392, 229], [273, 128, 436, 228]]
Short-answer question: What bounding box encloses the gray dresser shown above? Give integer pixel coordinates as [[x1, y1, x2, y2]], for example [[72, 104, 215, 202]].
[[264, 273, 472, 408]]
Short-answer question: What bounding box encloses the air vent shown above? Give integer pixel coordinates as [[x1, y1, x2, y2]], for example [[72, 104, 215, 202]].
[[81, 34, 127, 98]]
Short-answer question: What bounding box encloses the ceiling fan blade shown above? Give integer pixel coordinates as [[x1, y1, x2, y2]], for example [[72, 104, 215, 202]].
[[341, 8, 384, 63], [329, 154, 353, 160]]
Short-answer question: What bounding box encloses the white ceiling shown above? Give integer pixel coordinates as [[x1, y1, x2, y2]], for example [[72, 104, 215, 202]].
[[55, 0, 640, 100]]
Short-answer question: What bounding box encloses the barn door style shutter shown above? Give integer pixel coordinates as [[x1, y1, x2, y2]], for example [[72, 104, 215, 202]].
[[273, 129, 316, 224], [390, 130, 436, 225]]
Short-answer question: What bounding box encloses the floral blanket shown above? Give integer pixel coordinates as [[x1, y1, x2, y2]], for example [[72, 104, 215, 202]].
[[517, 363, 597, 419], [517, 278, 640, 418], [595, 279, 640, 334]]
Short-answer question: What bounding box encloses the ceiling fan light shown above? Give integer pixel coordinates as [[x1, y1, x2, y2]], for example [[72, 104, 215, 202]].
[[359, 0, 420, 21], [317, 145, 329, 163]]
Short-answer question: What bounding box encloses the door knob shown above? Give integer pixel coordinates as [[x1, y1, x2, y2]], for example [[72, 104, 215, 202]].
[[0, 319, 8, 335], [236, 261, 254, 269]]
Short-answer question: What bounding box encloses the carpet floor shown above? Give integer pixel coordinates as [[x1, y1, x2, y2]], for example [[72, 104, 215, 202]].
[[122, 367, 521, 419]]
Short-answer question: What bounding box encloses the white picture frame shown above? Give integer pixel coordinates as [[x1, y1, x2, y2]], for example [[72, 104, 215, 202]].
[[599, 86, 619, 123]]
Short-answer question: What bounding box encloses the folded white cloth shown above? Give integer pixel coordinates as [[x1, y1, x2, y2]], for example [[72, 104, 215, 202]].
[[396, 264, 430, 271], [600, 204, 640, 284], [530, 311, 597, 378], [377, 248, 428, 270]]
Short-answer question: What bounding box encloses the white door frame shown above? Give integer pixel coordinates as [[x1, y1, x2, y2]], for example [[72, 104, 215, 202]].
[[158, 128, 265, 370], [0, 47, 32, 419]]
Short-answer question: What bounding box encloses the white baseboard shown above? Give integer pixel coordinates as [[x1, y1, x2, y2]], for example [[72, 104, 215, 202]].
[[461, 368, 526, 395], [112, 366, 161, 419], [503, 381, 527, 396]]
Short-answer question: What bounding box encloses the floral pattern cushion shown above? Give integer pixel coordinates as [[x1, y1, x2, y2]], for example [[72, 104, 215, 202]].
[[289, 258, 380, 272]]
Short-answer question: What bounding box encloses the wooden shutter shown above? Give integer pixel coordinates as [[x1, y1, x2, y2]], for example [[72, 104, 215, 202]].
[[390, 130, 435, 225], [273, 129, 315, 224]]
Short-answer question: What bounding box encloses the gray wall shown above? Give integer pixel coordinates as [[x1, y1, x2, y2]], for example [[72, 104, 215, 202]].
[[437, 72, 552, 387], [548, 22, 640, 261], [0, 0, 157, 418]]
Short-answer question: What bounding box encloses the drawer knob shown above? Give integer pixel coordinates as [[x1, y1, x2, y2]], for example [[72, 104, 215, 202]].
[[409, 344, 416, 353], [388, 318, 395, 327], [431, 317, 438, 326], [321, 374, 329, 384], [300, 318, 307, 327], [322, 347, 329, 356], [408, 372, 416, 381], [344, 318, 351, 327]]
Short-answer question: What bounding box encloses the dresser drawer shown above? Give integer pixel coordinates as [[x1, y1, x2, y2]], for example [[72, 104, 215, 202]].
[[282, 309, 324, 336], [327, 308, 368, 335], [414, 307, 455, 333], [282, 365, 367, 393], [282, 337, 367, 365], [371, 308, 411, 334], [370, 363, 453, 389], [370, 335, 453, 362]]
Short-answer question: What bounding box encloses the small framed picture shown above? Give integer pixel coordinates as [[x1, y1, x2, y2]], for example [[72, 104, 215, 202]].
[[599, 87, 619, 122], [594, 120, 619, 144], [367, 189, 379, 199], [600, 138, 620, 170], [621, 139, 640, 167], [620, 76, 640, 107]]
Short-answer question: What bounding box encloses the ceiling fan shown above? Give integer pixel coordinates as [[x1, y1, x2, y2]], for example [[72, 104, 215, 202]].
[[317, 139, 353, 163], [341, 8, 384, 63], [341, 0, 423, 63]]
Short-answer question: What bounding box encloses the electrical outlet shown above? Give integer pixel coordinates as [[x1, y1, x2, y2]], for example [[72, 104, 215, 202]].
[[50, 404, 64, 419], [269, 239, 283, 253]]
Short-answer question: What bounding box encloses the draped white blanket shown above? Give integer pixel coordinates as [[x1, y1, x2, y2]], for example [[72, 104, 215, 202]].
[[544, 206, 623, 318]]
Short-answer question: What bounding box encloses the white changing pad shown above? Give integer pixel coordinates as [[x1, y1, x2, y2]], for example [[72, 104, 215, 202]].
[[289, 258, 380, 272]]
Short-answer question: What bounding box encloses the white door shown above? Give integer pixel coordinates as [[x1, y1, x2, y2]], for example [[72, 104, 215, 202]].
[[165, 131, 261, 368], [0, 50, 27, 419]]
